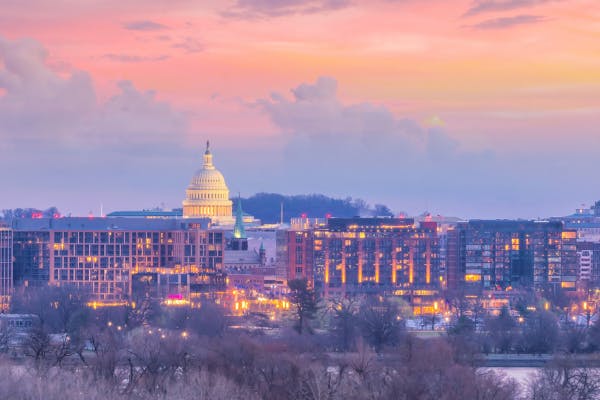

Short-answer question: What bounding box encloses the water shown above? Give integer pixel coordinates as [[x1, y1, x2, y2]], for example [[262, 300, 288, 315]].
[[484, 367, 538, 386]]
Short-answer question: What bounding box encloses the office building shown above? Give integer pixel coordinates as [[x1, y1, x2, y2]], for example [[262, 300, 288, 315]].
[[12, 217, 224, 304], [307, 218, 440, 298], [446, 220, 578, 292]]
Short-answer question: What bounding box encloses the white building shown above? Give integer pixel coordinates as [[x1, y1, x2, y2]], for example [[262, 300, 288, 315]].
[[182, 142, 234, 224]]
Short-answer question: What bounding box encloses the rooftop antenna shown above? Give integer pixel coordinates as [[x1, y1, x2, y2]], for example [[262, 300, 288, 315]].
[[280, 201, 284, 225], [100, 203, 103, 218]]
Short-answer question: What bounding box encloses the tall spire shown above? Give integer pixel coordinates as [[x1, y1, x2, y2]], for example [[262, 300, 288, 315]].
[[233, 194, 246, 239]]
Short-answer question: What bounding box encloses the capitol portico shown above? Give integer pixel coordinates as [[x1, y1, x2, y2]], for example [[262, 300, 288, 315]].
[[182, 142, 234, 224]]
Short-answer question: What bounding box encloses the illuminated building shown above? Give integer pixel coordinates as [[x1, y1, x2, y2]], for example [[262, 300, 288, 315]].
[[11, 217, 225, 303], [285, 230, 314, 284], [446, 220, 578, 292], [413, 213, 462, 290], [0, 227, 13, 311], [279, 216, 324, 285], [310, 218, 440, 298], [182, 141, 233, 224]]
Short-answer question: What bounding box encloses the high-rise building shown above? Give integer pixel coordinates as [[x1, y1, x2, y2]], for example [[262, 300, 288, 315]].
[[310, 218, 440, 298], [0, 226, 13, 311], [446, 220, 578, 292], [12, 218, 225, 304], [182, 141, 234, 224]]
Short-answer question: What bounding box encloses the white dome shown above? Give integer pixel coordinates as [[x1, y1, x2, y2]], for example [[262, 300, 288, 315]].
[[189, 168, 228, 190], [183, 143, 233, 221]]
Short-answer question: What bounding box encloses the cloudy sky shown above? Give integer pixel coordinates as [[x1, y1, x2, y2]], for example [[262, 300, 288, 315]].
[[1, 0, 599, 218]]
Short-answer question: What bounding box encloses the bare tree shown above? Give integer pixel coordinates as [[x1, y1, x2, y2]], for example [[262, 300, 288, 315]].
[[518, 310, 559, 354], [484, 306, 517, 354], [527, 358, 600, 400], [330, 297, 359, 352], [288, 279, 319, 335], [11, 285, 89, 335], [357, 296, 404, 353]]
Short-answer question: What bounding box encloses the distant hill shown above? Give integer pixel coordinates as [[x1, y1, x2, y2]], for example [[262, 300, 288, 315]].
[[233, 193, 394, 224]]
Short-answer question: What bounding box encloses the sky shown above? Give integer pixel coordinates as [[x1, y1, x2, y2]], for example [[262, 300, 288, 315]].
[[1, 0, 599, 219]]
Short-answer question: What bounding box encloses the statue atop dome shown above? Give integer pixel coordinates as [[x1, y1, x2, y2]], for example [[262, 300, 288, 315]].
[[203, 141, 215, 170]]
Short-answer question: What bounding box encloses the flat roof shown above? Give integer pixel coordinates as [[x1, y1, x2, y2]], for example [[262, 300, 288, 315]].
[[12, 217, 211, 231], [106, 210, 183, 217]]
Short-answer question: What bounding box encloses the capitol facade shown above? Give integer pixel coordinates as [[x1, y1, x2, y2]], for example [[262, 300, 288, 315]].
[[182, 142, 234, 225]]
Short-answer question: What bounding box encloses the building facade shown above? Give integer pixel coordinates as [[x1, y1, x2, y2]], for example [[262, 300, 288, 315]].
[[446, 220, 578, 292], [306, 218, 440, 298], [12, 218, 225, 304], [0, 227, 13, 312], [286, 230, 314, 284], [577, 242, 600, 287]]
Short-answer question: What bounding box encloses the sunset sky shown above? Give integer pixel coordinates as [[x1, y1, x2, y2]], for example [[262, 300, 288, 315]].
[[1, 0, 599, 218]]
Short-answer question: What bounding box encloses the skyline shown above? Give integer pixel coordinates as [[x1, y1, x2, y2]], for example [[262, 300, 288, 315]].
[[1, 0, 599, 219]]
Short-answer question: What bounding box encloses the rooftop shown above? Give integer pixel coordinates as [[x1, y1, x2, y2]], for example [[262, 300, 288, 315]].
[[106, 210, 183, 218], [12, 217, 211, 231]]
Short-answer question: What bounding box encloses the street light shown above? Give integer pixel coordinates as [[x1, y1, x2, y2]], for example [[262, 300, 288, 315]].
[[431, 301, 439, 330], [583, 301, 594, 328]]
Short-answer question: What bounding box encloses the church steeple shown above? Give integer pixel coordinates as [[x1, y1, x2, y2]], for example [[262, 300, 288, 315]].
[[233, 195, 246, 239], [259, 241, 266, 266]]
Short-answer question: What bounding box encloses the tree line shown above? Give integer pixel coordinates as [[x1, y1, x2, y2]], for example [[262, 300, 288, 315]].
[[233, 193, 394, 223], [2, 281, 600, 399]]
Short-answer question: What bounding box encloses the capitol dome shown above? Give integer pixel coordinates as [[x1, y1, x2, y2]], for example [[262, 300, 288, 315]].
[[182, 142, 233, 222]]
